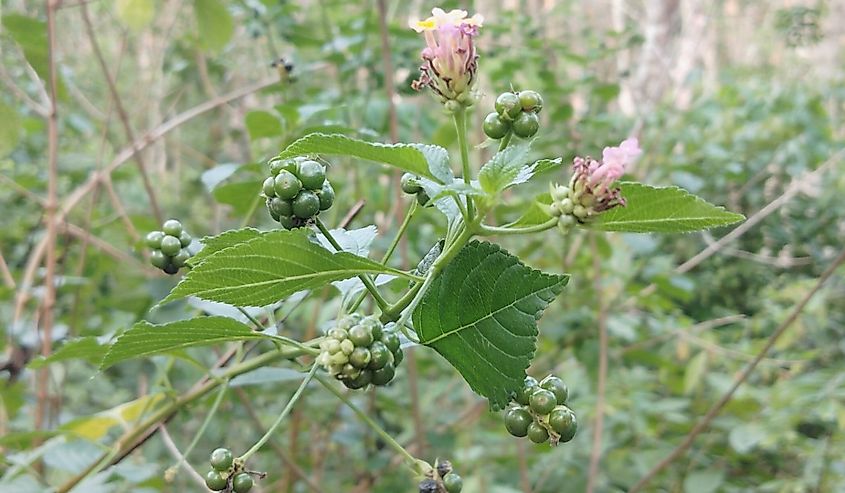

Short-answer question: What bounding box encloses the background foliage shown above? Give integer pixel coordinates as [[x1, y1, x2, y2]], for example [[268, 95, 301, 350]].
[[1, 1, 844, 492]]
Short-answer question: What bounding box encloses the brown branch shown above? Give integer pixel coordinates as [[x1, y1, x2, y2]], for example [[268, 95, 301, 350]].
[[79, 2, 163, 223], [628, 246, 845, 492], [0, 249, 15, 288], [586, 235, 608, 493], [0, 61, 49, 117]]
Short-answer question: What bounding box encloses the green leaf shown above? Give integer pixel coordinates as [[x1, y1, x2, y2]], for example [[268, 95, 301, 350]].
[[245, 110, 283, 140], [190, 228, 263, 267], [194, 0, 234, 53], [101, 316, 264, 369], [115, 0, 156, 31], [29, 337, 107, 369], [508, 193, 553, 227], [593, 182, 745, 233], [683, 469, 724, 493], [212, 180, 262, 214], [277, 133, 447, 183], [728, 423, 766, 454], [683, 351, 708, 395], [413, 241, 568, 409], [2, 15, 49, 78], [0, 101, 21, 157], [161, 229, 405, 307], [410, 143, 453, 183], [478, 142, 532, 193]]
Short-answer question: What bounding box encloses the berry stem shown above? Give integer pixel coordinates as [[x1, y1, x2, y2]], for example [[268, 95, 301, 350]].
[[476, 217, 558, 236], [167, 382, 228, 473], [498, 130, 513, 152], [314, 218, 391, 312], [452, 109, 475, 220], [349, 201, 417, 314], [237, 306, 266, 331], [238, 364, 319, 462], [316, 374, 425, 474]]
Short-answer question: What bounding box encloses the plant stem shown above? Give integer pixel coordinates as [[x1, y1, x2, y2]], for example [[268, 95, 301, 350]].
[[498, 131, 513, 151], [314, 218, 390, 312], [349, 202, 417, 313], [381, 282, 423, 322], [168, 382, 228, 472], [453, 109, 475, 220], [316, 375, 425, 474], [237, 306, 265, 331], [239, 364, 319, 461], [476, 217, 558, 236]]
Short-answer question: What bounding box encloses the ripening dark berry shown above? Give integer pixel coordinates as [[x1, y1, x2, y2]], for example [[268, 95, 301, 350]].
[[346, 369, 372, 389], [274, 171, 302, 200], [297, 160, 326, 190], [269, 197, 294, 218], [368, 342, 391, 370], [512, 111, 539, 138], [162, 219, 183, 237], [549, 406, 577, 442], [495, 92, 522, 119], [418, 478, 438, 493], [150, 250, 168, 269], [159, 235, 181, 256], [527, 421, 550, 443], [540, 376, 568, 405], [443, 472, 464, 493], [483, 112, 510, 139], [416, 190, 430, 206], [292, 190, 320, 219], [278, 215, 297, 230], [205, 470, 227, 491], [515, 376, 538, 405], [349, 347, 372, 368], [392, 347, 404, 365], [381, 331, 400, 354], [171, 249, 191, 268], [209, 448, 234, 471], [370, 362, 395, 386], [145, 231, 164, 249], [179, 231, 193, 248], [504, 407, 532, 437], [316, 181, 335, 211], [163, 263, 179, 275], [436, 459, 453, 477], [232, 472, 254, 493], [401, 173, 422, 194], [529, 389, 557, 415], [262, 176, 277, 197], [348, 324, 374, 347], [518, 90, 543, 113]]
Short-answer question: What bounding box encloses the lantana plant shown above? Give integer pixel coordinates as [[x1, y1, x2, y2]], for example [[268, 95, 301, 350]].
[[48, 7, 744, 493]]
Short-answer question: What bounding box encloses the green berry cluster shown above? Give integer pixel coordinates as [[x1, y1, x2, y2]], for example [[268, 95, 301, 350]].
[[504, 375, 577, 446], [145, 219, 192, 275], [204, 448, 256, 492], [400, 173, 430, 206], [262, 156, 335, 229], [316, 314, 404, 389], [418, 459, 463, 493], [483, 90, 543, 140]]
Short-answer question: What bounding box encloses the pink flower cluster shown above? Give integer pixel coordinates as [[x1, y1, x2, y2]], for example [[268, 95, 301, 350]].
[[572, 138, 641, 212], [410, 8, 483, 103]]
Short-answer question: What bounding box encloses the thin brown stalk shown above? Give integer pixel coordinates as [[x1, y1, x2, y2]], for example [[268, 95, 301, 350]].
[[585, 235, 608, 493], [0, 249, 16, 288], [628, 247, 845, 492]]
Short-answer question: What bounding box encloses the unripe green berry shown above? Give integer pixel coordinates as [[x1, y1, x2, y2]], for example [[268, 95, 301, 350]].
[[483, 112, 510, 139], [349, 347, 372, 368], [368, 342, 391, 370], [171, 249, 191, 268], [150, 250, 168, 269], [495, 92, 522, 118], [381, 331, 400, 353], [529, 388, 557, 415], [316, 181, 335, 211], [278, 215, 297, 230], [160, 235, 182, 256], [515, 376, 539, 405], [443, 473, 463, 493], [232, 472, 254, 493], [328, 328, 348, 341], [292, 190, 320, 219], [269, 197, 294, 218], [346, 369, 372, 389], [145, 231, 164, 249], [209, 448, 234, 471], [518, 90, 543, 113], [504, 407, 532, 437], [572, 205, 588, 219], [262, 176, 277, 197], [162, 219, 183, 237], [341, 363, 360, 380], [369, 321, 383, 340], [401, 173, 422, 194], [205, 470, 227, 491], [527, 421, 550, 443], [268, 157, 285, 175], [540, 376, 569, 405], [392, 347, 404, 365], [340, 339, 355, 355], [549, 406, 577, 442], [512, 111, 540, 138], [298, 160, 326, 190], [274, 171, 302, 200], [348, 324, 374, 347], [371, 362, 395, 386], [179, 231, 192, 247]]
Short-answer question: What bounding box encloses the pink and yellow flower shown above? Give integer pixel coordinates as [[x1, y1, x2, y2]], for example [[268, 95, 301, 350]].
[[410, 8, 483, 104]]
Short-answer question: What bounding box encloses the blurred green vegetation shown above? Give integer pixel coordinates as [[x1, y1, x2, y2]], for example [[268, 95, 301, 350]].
[[1, 1, 843, 492]]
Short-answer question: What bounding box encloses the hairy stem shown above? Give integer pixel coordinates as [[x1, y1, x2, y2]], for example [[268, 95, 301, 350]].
[[498, 131, 513, 151], [453, 109, 475, 220], [476, 217, 558, 236]]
